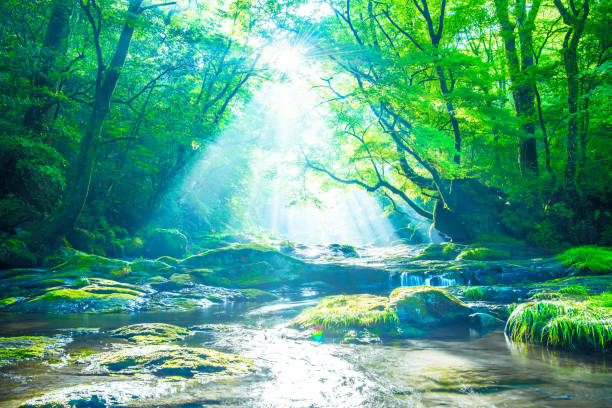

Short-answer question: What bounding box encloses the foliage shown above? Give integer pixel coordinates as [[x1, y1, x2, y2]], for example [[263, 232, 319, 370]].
[[506, 300, 612, 352], [457, 248, 510, 261], [292, 295, 398, 331], [557, 246, 612, 274], [463, 287, 488, 301]]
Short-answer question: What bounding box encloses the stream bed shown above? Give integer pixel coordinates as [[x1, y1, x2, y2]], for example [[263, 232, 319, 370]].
[[1, 292, 610, 408]]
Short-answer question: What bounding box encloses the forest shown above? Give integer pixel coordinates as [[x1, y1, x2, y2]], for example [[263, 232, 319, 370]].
[[0, 0, 611, 407]]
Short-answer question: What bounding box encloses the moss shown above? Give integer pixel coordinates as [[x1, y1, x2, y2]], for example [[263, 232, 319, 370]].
[[85, 344, 254, 378], [239, 288, 280, 301], [457, 248, 510, 260], [557, 246, 612, 275], [506, 299, 611, 352], [234, 270, 282, 287], [81, 285, 143, 296], [559, 285, 590, 296], [0, 297, 17, 307], [463, 287, 488, 301], [52, 253, 129, 276], [0, 336, 67, 366], [144, 228, 187, 258], [537, 275, 612, 291], [413, 244, 455, 260], [292, 294, 397, 335], [109, 266, 131, 279], [40, 279, 66, 286], [110, 323, 191, 344], [155, 256, 179, 266], [129, 259, 174, 277], [169, 273, 192, 284]]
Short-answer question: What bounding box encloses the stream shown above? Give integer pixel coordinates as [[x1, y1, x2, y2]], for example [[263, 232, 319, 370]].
[[1, 289, 611, 408]]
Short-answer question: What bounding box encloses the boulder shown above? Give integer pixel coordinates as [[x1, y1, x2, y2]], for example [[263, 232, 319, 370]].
[[144, 229, 187, 258], [389, 286, 472, 327]]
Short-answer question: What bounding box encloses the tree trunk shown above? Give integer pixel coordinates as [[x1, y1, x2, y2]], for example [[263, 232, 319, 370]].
[[493, 0, 540, 176], [553, 0, 589, 190], [23, 0, 73, 134], [30, 0, 144, 250]]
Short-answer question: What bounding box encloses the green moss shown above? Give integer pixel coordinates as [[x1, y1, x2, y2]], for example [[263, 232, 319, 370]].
[[557, 246, 612, 275], [40, 279, 66, 286], [155, 256, 179, 266], [292, 294, 397, 333], [537, 275, 612, 291], [559, 285, 589, 296], [0, 297, 16, 307], [506, 299, 611, 352], [463, 287, 488, 301], [239, 288, 279, 301], [234, 271, 281, 287], [110, 323, 191, 344], [413, 244, 454, 260], [85, 344, 255, 378], [0, 336, 66, 366], [457, 248, 510, 260]]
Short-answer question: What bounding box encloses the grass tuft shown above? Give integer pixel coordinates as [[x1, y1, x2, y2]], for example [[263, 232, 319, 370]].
[[506, 299, 612, 352], [463, 287, 487, 301], [557, 246, 612, 275]]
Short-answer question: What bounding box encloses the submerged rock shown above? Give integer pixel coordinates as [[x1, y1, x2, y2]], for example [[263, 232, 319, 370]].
[[83, 344, 255, 379], [110, 323, 191, 344], [0, 336, 70, 367], [389, 286, 472, 327]]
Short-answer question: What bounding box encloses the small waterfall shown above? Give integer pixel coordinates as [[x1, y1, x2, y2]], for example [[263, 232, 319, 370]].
[[399, 273, 456, 287]]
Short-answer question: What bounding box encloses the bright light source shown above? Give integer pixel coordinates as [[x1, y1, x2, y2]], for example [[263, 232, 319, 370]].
[[262, 42, 308, 75]]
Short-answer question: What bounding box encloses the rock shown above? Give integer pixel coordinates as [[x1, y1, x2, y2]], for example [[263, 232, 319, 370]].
[[10, 278, 147, 313], [66, 228, 95, 254], [128, 259, 174, 278], [51, 252, 129, 277], [328, 243, 359, 257], [468, 313, 503, 328], [82, 344, 255, 379], [429, 225, 449, 244], [239, 288, 280, 301], [0, 336, 70, 367], [292, 294, 398, 338], [144, 228, 187, 258], [457, 248, 510, 260], [0, 238, 37, 268], [389, 286, 472, 327], [110, 323, 191, 344]]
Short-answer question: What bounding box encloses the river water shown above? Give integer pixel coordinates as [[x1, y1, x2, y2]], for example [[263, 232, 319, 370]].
[[1, 292, 610, 408]]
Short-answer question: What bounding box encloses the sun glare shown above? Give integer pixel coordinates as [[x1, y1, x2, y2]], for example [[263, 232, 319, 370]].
[[263, 42, 308, 75]]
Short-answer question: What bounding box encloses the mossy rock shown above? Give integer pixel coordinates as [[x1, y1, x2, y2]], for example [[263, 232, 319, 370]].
[[13, 278, 145, 313], [180, 244, 302, 270], [129, 259, 174, 278], [110, 323, 191, 344], [506, 299, 612, 352], [389, 286, 472, 327], [463, 287, 488, 301], [83, 344, 255, 379], [328, 243, 359, 257], [239, 288, 279, 302], [155, 256, 179, 266], [144, 228, 188, 258], [457, 247, 510, 261], [413, 244, 459, 261], [0, 238, 37, 268], [292, 294, 398, 338], [52, 252, 129, 277], [0, 336, 68, 367], [65, 228, 95, 254]]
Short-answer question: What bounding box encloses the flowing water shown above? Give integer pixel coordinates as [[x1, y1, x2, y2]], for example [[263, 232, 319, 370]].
[[0, 291, 610, 408]]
